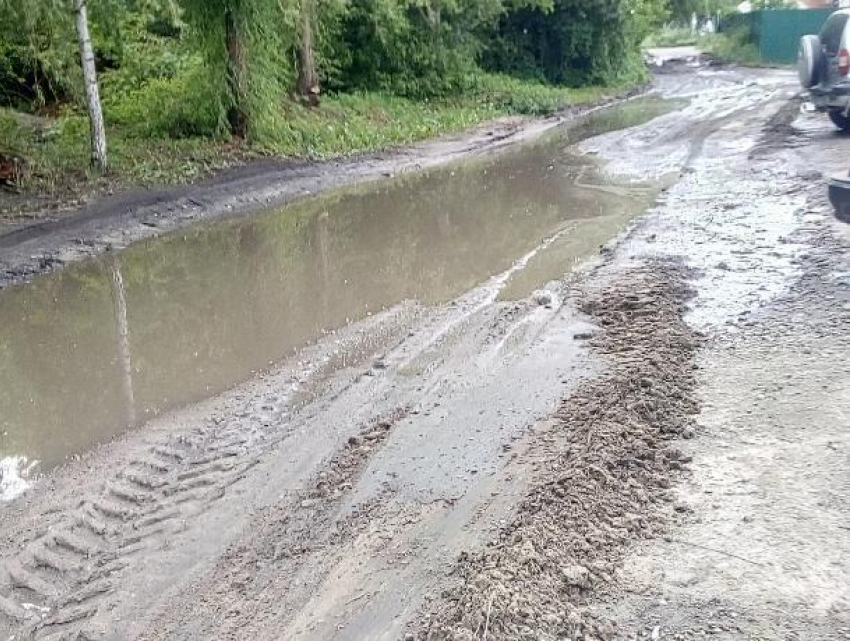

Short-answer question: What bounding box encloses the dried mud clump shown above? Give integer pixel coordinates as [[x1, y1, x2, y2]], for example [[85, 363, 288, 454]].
[[418, 261, 701, 641]]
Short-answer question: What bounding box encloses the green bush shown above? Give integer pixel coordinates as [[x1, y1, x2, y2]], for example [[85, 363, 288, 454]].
[[0, 2, 80, 109], [485, 0, 663, 87], [702, 27, 761, 65], [332, 0, 494, 99], [103, 63, 223, 138], [0, 0, 187, 112], [0, 109, 26, 156]]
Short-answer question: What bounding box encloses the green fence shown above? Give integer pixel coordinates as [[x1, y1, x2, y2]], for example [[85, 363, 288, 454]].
[[721, 8, 834, 64]]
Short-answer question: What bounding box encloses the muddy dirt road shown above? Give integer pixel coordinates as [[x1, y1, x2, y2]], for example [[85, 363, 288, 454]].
[[1, 66, 848, 640]]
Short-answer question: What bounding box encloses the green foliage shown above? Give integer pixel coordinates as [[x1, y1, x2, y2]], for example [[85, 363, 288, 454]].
[[0, 105, 246, 197], [702, 27, 762, 65], [332, 0, 503, 98], [469, 73, 626, 115], [1, 0, 660, 126], [485, 0, 665, 87], [310, 0, 350, 90], [0, 0, 189, 109], [751, 0, 796, 8], [666, 0, 737, 23], [0, 109, 28, 158], [0, 0, 80, 108], [628, 0, 671, 46], [1, 0, 660, 203], [254, 73, 624, 155], [103, 62, 222, 138], [97, 5, 189, 96], [179, 0, 299, 139], [257, 91, 494, 156]]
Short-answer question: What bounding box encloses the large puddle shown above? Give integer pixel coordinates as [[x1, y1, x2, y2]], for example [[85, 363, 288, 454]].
[[0, 96, 674, 495]]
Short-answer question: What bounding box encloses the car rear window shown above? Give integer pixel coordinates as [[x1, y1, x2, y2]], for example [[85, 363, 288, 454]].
[[821, 13, 849, 55]]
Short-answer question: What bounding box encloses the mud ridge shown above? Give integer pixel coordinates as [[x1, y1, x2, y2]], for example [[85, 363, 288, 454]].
[[415, 259, 701, 640], [749, 94, 805, 158]]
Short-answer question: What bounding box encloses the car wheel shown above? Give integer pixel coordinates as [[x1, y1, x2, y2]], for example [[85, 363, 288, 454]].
[[835, 201, 850, 223], [798, 34, 824, 88], [829, 177, 850, 223], [828, 110, 850, 132]]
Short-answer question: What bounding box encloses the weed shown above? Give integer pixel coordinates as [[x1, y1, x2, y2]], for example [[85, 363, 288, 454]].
[[701, 29, 762, 66]]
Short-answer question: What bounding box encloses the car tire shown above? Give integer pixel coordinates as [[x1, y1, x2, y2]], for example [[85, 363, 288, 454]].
[[834, 199, 850, 223], [798, 34, 824, 89], [828, 176, 850, 223], [828, 110, 850, 132]]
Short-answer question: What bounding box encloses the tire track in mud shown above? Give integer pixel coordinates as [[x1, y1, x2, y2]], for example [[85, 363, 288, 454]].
[[138, 407, 410, 640], [581, 73, 791, 180], [415, 260, 701, 641], [0, 411, 265, 640]]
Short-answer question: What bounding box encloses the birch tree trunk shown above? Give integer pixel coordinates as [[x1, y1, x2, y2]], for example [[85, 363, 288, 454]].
[[73, 0, 108, 171], [297, 0, 320, 106]]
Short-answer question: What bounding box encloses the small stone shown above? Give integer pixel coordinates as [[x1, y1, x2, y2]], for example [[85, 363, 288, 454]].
[[562, 564, 591, 589], [533, 290, 553, 306]]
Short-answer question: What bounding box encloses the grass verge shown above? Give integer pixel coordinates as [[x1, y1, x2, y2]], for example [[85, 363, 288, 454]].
[[0, 74, 639, 217], [701, 29, 762, 66]]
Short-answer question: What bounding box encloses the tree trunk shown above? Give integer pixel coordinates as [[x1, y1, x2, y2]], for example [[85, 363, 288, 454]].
[[297, 0, 320, 107], [225, 6, 249, 138], [73, 0, 107, 171]]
